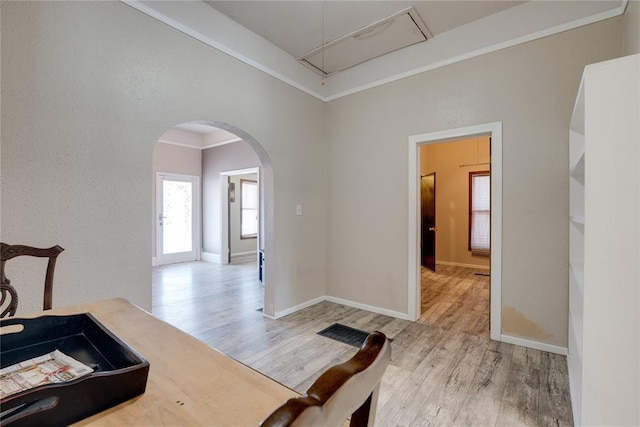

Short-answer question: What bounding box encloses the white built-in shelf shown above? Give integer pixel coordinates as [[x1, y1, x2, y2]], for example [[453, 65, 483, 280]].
[[567, 54, 639, 427], [568, 67, 586, 427]]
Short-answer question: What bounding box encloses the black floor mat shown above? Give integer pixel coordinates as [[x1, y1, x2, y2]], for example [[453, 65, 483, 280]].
[[317, 323, 370, 348]]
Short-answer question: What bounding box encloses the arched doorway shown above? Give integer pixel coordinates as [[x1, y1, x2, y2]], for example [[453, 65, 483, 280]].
[[152, 120, 275, 316]]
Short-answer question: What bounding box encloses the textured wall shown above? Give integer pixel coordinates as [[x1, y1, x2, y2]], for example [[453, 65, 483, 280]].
[[325, 18, 622, 347], [1, 1, 327, 315]]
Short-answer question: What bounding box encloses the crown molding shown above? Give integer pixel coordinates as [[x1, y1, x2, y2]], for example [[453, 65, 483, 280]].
[[122, 0, 626, 103]]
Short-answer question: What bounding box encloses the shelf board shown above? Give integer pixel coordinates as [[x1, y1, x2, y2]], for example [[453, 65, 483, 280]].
[[570, 152, 585, 178], [570, 215, 585, 225], [570, 77, 585, 134], [570, 263, 585, 294], [568, 316, 583, 360], [570, 129, 585, 173]]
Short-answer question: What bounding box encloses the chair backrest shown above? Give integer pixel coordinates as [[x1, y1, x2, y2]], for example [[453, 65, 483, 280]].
[[0, 243, 64, 318], [260, 331, 391, 427]]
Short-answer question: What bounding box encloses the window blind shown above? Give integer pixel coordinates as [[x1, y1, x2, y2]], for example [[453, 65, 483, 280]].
[[470, 172, 490, 255], [241, 180, 258, 238]]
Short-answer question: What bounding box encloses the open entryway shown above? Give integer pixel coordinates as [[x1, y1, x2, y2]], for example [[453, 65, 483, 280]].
[[418, 137, 491, 337], [409, 122, 502, 342], [220, 168, 260, 266], [156, 173, 199, 265], [152, 120, 277, 317], [420, 137, 491, 273]]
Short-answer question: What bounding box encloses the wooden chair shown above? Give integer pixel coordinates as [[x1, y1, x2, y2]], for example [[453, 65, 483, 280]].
[[0, 243, 64, 318], [260, 331, 391, 427]]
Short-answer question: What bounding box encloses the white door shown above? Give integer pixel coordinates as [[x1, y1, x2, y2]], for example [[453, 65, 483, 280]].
[[156, 174, 198, 265]]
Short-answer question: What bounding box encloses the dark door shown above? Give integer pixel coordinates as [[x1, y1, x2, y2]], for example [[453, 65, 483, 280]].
[[421, 173, 436, 271]]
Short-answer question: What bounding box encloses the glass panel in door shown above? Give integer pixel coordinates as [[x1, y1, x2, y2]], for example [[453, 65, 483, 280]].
[[157, 175, 198, 265]]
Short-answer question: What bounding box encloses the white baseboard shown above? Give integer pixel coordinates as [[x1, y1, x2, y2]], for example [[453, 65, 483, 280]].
[[268, 296, 571, 357], [500, 334, 568, 355], [273, 296, 326, 319], [201, 252, 221, 264], [436, 261, 490, 271], [325, 296, 412, 321], [151, 257, 157, 267], [271, 295, 413, 321], [231, 251, 257, 257]]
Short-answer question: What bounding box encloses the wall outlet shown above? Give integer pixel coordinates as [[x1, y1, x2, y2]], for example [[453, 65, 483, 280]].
[[296, 204, 303, 216]]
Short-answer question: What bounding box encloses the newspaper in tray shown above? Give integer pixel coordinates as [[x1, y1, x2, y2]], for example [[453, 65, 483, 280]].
[[0, 350, 94, 399]]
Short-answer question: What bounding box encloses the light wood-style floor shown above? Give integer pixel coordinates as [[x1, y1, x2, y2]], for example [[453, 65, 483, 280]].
[[152, 261, 573, 426]]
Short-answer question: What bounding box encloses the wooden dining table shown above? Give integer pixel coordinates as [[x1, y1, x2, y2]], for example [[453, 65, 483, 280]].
[[5, 298, 298, 426]]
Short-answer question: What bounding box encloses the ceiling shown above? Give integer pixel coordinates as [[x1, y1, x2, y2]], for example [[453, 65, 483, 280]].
[[127, 0, 627, 102], [205, 1, 525, 75]]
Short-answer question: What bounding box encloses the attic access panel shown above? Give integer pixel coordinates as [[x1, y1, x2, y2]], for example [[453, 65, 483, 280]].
[[298, 7, 432, 76]]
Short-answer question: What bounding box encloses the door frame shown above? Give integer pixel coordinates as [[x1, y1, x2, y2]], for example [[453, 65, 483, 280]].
[[155, 172, 201, 266], [220, 167, 260, 265], [408, 121, 502, 341]]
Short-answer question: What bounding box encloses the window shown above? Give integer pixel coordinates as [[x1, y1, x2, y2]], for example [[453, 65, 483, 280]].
[[469, 171, 490, 255], [240, 179, 258, 239]]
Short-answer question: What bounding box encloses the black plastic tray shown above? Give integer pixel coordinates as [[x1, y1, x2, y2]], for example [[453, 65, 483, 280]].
[[0, 313, 150, 426]]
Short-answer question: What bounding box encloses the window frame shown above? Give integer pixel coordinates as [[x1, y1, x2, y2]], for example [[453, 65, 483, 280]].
[[240, 179, 258, 240], [468, 171, 491, 256]]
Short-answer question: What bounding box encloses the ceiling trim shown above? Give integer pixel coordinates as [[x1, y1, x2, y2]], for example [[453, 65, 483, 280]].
[[202, 137, 242, 150], [158, 135, 242, 150], [157, 139, 203, 150], [325, 1, 628, 101], [122, 0, 327, 99], [123, 0, 627, 103]]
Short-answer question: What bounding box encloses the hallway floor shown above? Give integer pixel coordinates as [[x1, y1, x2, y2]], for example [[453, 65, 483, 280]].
[[152, 261, 573, 426]]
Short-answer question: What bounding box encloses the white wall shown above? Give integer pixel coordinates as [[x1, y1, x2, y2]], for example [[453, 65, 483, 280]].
[[1, 1, 327, 315], [152, 142, 202, 259], [623, 0, 640, 55], [325, 18, 622, 347]]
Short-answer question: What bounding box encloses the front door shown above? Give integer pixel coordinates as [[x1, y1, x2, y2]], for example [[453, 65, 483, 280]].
[[157, 174, 198, 265], [421, 173, 436, 271]]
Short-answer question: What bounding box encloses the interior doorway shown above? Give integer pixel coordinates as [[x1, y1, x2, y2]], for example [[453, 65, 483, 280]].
[[408, 122, 502, 341], [220, 168, 260, 265]]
